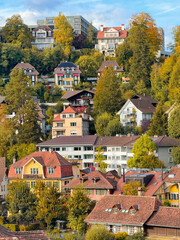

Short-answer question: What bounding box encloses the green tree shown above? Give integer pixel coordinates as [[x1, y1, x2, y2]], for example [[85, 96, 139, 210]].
[[171, 146, 180, 165], [67, 187, 91, 233], [17, 99, 42, 144], [6, 180, 36, 224], [94, 146, 107, 173], [5, 68, 32, 114], [76, 55, 99, 78], [95, 112, 112, 136], [127, 134, 157, 168], [84, 22, 96, 48], [122, 180, 147, 195], [147, 102, 168, 136], [168, 104, 180, 139], [126, 231, 145, 240], [168, 58, 180, 102], [85, 225, 112, 240], [94, 66, 123, 115], [1, 14, 32, 48], [54, 13, 73, 58], [105, 117, 123, 136]]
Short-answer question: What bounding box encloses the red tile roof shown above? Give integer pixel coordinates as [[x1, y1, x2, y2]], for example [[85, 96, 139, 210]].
[[52, 114, 65, 122], [85, 195, 162, 226], [8, 151, 73, 179], [146, 206, 180, 228], [97, 28, 127, 39], [97, 61, 123, 73], [61, 106, 78, 114], [65, 170, 117, 189], [164, 167, 180, 182]]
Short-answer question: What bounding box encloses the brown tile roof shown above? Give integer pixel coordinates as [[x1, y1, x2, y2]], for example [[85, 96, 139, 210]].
[[61, 90, 95, 100], [97, 27, 127, 39], [61, 106, 78, 114], [130, 95, 158, 113], [146, 206, 180, 228], [34, 25, 53, 32], [95, 136, 140, 147], [152, 136, 180, 147], [105, 170, 121, 180], [164, 167, 180, 182], [65, 170, 117, 189], [85, 195, 162, 226], [8, 151, 73, 179], [97, 61, 123, 73], [37, 135, 97, 146], [53, 62, 81, 75], [13, 62, 39, 75]]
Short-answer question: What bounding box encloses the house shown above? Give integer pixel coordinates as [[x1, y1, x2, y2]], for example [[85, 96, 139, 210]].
[[12, 62, 39, 86], [61, 89, 95, 110], [117, 95, 158, 127], [97, 61, 123, 80], [8, 151, 74, 192], [0, 157, 8, 198], [65, 170, 117, 201], [54, 62, 81, 91], [31, 25, 55, 50], [37, 135, 180, 170], [85, 195, 162, 235], [52, 106, 89, 138], [95, 24, 128, 56], [85, 195, 180, 238]]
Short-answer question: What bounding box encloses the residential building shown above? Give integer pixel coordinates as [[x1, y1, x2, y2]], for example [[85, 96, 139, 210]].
[[65, 170, 117, 201], [12, 62, 39, 86], [8, 151, 74, 192], [117, 95, 158, 127], [52, 106, 89, 138], [85, 195, 180, 238], [95, 24, 128, 56], [97, 61, 123, 80], [37, 135, 180, 169], [0, 157, 8, 198], [31, 25, 55, 50], [54, 62, 81, 91], [61, 89, 95, 110]]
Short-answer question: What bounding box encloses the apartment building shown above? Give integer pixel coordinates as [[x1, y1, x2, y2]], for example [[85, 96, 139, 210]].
[[52, 106, 89, 138], [37, 135, 179, 169], [54, 62, 81, 91], [95, 24, 128, 56]]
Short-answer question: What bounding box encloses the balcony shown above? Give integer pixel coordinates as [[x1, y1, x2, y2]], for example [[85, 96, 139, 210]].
[[23, 174, 43, 179]]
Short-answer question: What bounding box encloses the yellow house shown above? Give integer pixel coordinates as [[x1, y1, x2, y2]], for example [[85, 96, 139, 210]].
[[8, 151, 74, 192]]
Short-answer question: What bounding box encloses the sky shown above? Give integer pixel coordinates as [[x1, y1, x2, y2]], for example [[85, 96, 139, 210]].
[[0, 0, 179, 49]]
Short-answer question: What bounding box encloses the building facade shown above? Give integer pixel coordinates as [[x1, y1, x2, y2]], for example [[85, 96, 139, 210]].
[[54, 62, 81, 91], [97, 61, 123, 80], [95, 24, 128, 56], [52, 106, 89, 138], [0, 157, 8, 199]]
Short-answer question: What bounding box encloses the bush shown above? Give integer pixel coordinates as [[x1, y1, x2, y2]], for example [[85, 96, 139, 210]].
[[163, 200, 171, 207], [3, 224, 19, 231], [64, 233, 85, 240], [126, 231, 145, 240], [85, 225, 112, 240], [0, 216, 5, 224], [24, 223, 40, 231], [110, 232, 128, 240], [19, 225, 26, 231]]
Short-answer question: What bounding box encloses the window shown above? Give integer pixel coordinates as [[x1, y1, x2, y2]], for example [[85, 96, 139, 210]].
[[116, 156, 120, 160], [116, 226, 120, 232], [65, 180, 69, 185], [58, 76, 62, 80], [168, 148, 172, 153], [74, 147, 81, 151], [109, 225, 113, 233], [66, 69, 69, 73], [130, 226, 134, 234], [112, 148, 115, 151], [169, 157, 173, 163], [62, 147, 66, 151], [48, 31, 51, 36], [31, 181, 36, 188], [75, 24, 79, 28], [48, 167, 54, 174], [71, 131, 77, 135], [116, 148, 120, 151], [75, 18, 79, 22], [74, 155, 81, 159], [70, 122, 77, 126], [15, 168, 21, 174], [52, 147, 60, 151], [57, 131, 63, 136], [62, 115, 66, 118], [96, 189, 106, 195], [84, 146, 93, 151], [57, 123, 63, 127], [84, 154, 93, 159], [108, 156, 111, 160], [69, 114, 73, 118], [30, 168, 39, 175]]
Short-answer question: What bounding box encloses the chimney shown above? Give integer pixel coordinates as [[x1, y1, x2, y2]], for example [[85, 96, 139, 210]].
[[118, 165, 122, 177], [0, 157, 6, 168], [123, 168, 125, 183], [121, 24, 125, 31], [138, 187, 143, 196], [100, 25, 104, 32]]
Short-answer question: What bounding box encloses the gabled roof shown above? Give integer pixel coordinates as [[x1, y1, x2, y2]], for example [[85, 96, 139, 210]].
[[34, 25, 53, 32], [95, 136, 140, 147], [53, 62, 81, 74], [8, 151, 73, 179], [61, 90, 95, 100], [65, 170, 117, 189], [164, 167, 180, 182], [37, 135, 97, 147], [58, 62, 77, 68], [97, 28, 127, 39], [146, 206, 180, 228], [97, 61, 123, 73], [85, 195, 162, 226], [152, 136, 180, 147], [61, 106, 78, 114], [13, 62, 39, 75], [130, 95, 158, 113]]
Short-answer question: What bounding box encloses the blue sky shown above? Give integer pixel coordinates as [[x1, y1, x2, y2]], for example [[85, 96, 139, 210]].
[[0, 0, 179, 48]]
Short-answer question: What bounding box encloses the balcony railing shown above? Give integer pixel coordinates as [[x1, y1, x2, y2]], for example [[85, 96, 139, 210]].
[[23, 174, 43, 179]]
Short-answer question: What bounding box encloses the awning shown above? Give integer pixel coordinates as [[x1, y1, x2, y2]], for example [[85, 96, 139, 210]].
[[57, 74, 63, 76], [73, 73, 79, 76]]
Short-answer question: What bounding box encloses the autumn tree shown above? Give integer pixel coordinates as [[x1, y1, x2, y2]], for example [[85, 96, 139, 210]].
[[171, 146, 180, 165], [147, 102, 168, 136], [122, 180, 147, 195], [67, 187, 91, 233], [168, 104, 180, 139], [94, 66, 123, 116], [95, 112, 112, 136], [94, 146, 107, 173], [54, 13, 73, 58], [1, 14, 32, 48], [76, 55, 99, 78], [84, 22, 96, 48]]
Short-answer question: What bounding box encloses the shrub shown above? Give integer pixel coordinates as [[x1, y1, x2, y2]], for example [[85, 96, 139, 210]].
[[24, 223, 40, 231], [3, 224, 19, 231], [19, 225, 26, 231], [126, 231, 145, 240], [110, 232, 128, 240], [85, 225, 112, 240], [0, 216, 5, 224]]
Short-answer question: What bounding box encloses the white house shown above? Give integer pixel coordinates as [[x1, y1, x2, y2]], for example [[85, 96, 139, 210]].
[[117, 95, 158, 127]]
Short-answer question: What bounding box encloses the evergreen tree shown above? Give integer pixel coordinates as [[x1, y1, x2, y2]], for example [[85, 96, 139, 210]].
[[94, 66, 123, 116], [17, 99, 42, 144], [147, 102, 168, 136]]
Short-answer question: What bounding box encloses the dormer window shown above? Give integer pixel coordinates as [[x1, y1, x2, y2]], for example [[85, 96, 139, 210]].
[[71, 68, 74, 71], [80, 177, 88, 183], [15, 168, 21, 174], [66, 69, 69, 73], [61, 68, 64, 71], [48, 31, 51, 37]]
